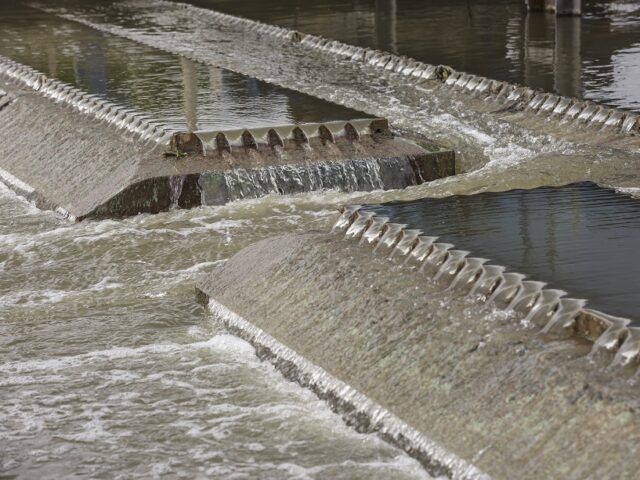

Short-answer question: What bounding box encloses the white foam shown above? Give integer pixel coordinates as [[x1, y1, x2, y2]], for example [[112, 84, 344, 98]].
[[0, 335, 257, 374], [207, 298, 490, 480], [0, 278, 124, 307], [616, 186, 640, 198]]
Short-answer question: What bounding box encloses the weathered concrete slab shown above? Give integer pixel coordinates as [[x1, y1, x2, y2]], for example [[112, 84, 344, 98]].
[[0, 58, 454, 220], [196, 229, 640, 480]]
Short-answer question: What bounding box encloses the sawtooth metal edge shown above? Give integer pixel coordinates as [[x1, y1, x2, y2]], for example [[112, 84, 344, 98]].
[[34, 1, 640, 141], [0, 54, 173, 145], [125, 0, 640, 138], [0, 56, 454, 219], [334, 206, 640, 371]]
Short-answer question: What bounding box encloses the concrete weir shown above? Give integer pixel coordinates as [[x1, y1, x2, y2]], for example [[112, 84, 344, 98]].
[[0, 56, 453, 220], [196, 213, 640, 479], [44, 1, 640, 155]]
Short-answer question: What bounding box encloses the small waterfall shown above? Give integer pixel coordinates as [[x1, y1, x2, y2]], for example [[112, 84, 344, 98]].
[[447, 257, 488, 292], [487, 273, 526, 305], [523, 289, 566, 326], [373, 223, 406, 253], [332, 205, 361, 232], [391, 229, 421, 257], [433, 250, 470, 282], [420, 243, 454, 275], [540, 298, 586, 334], [169, 175, 186, 208], [613, 329, 640, 367], [506, 281, 546, 311], [346, 211, 375, 238], [589, 313, 630, 356], [0, 55, 172, 145], [198, 158, 418, 206], [469, 265, 505, 297], [333, 208, 638, 371], [405, 236, 438, 266]]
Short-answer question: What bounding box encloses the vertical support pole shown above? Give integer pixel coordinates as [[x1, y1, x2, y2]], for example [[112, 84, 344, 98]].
[[523, 12, 555, 90], [47, 44, 57, 79], [554, 15, 581, 97], [180, 57, 198, 132], [526, 0, 581, 15], [375, 0, 397, 54], [526, 0, 545, 12], [555, 0, 582, 15]]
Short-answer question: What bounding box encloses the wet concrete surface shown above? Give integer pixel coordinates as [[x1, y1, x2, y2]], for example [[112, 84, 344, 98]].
[[0, 77, 453, 219], [35, 0, 640, 183], [197, 230, 640, 480], [185, 0, 640, 113], [0, 1, 367, 131]]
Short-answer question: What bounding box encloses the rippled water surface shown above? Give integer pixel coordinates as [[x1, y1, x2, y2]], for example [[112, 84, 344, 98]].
[[2, 0, 640, 478], [0, 1, 366, 131], [0, 185, 435, 479], [362, 182, 640, 321], [189, 0, 640, 112]]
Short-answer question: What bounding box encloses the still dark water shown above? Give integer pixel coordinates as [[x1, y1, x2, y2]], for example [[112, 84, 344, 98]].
[[0, 1, 366, 131], [363, 182, 640, 321], [189, 0, 640, 113]]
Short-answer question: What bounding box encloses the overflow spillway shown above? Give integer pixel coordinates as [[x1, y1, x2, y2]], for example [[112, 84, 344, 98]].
[[196, 184, 640, 479], [358, 182, 640, 321], [37, 0, 640, 161], [0, 56, 454, 220]]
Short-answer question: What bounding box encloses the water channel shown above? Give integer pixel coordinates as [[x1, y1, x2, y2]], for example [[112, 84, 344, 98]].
[[189, 0, 640, 113], [1, 0, 639, 478]]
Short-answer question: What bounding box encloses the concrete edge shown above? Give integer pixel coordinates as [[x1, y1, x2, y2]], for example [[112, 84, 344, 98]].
[[0, 54, 174, 147], [0, 166, 76, 221], [195, 293, 492, 480], [140, 0, 639, 139], [335, 206, 640, 370]]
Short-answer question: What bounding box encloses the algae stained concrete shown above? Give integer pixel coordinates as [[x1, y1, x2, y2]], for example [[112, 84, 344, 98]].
[[197, 232, 640, 480]]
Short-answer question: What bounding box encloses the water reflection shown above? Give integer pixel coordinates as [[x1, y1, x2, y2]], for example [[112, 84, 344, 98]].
[[362, 183, 640, 321], [181, 57, 198, 131], [0, 1, 367, 131], [190, 0, 640, 112], [375, 0, 397, 54]]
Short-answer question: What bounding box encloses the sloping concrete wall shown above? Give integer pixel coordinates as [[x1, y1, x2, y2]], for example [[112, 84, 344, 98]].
[[197, 232, 640, 480], [0, 72, 453, 220]]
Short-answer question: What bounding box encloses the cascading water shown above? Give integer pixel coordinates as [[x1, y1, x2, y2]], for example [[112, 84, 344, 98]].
[[169, 175, 186, 208], [0, 183, 435, 480], [200, 158, 417, 205], [333, 200, 640, 371], [4, 2, 640, 478]]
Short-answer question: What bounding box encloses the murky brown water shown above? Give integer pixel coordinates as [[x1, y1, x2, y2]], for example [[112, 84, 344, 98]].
[[0, 185, 437, 479], [1, 0, 639, 478], [362, 182, 640, 321], [0, 1, 366, 131]]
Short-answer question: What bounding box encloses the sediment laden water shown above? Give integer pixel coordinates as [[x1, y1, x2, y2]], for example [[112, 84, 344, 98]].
[[359, 183, 640, 321], [0, 2, 365, 132], [31, 0, 640, 195], [3, 1, 640, 477], [206, 298, 489, 480], [0, 184, 440, 479]]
